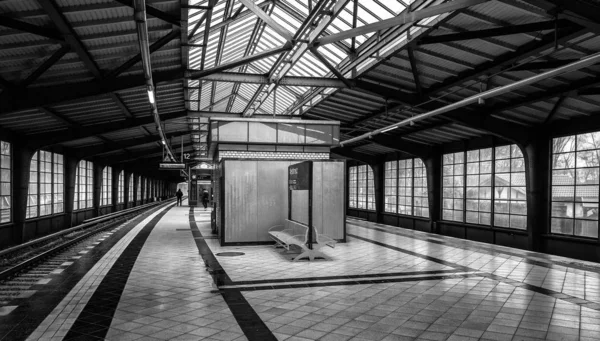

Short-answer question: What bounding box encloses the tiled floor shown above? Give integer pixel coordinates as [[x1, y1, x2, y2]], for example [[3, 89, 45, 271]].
[[12, 205, 600, 341]]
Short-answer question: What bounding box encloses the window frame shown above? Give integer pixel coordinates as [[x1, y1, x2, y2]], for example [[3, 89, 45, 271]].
[[100, 166, 112, 207], [550, 133, 600, 239], [0, 141, 11, 224], [74, 160, 94, 211], [26, 150, 65, 219], [441, 144, 527, 230], [348, 164, 376, 211], [383, 158, 429, 218]]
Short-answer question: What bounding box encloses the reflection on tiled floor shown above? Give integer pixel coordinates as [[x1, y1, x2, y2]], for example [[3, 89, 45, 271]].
[[105, 204, 247, 341], [202, 219, 600, 341], [19, 204, 600, 341]]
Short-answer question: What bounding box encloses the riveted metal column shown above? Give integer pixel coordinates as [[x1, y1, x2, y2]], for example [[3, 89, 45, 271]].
[[112, 166, 119, 212], [371, 161, 385, 224], [424, 149, 441, 234], [64, 154, 78, 228], [522, 132, 549, 252], [11, 143, 35, 244], [93, 163, 102, 217], [124, 171, 131, 208]]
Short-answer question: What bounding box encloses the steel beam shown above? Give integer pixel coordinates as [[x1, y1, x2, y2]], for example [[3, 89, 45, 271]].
[[81, 132, 189, 158], [508, 59, 579, 71], [238, 0, 293, 42], [108, 93, 134, 118], [310, 47, 352, 88], [113, 0, 181, 26], [543, 95, 566, 124], [330, 147, 379, 164], [425, 25, 584, 96], [28, 110, 187, 148], [313, 0, 489, 46], [21, 45, 70, 87], [0, 15, 64, 42], [106, 29, 180, 79], [407, 45, 423, 98], [189, 44, 292, 80], [417, 19, 574, 45], [244, 0, 349, 116], [38, 0, 102, 79], [38, 106, 77, 127]]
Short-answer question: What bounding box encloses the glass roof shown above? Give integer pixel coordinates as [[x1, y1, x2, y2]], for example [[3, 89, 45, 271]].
[[186, 0, 436, 116]]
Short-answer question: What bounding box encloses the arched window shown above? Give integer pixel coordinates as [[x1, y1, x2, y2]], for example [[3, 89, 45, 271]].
[[100, 166, 112, 206], [137, 176, 142, 201], [383, 158, 429, 218], [1, 141, 11, 223], [75, 160, 93, 210], [128, 174, 134, 203], [117, 171, 124, 204], [26, 151, 64, 218], [348, 164, 375, 210]]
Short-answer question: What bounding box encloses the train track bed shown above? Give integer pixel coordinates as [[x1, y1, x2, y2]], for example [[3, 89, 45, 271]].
[[0, 200, 174, 307]]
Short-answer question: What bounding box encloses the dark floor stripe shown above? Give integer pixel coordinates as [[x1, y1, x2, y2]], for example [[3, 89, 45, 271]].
[[349, 232, 600, 311], [227, 268, 464, 286], [63, 204, 173, 340], [0, 204, 169, 341], [188, 208, 277, 341], [226, 272, 485, 291], [348, 219, 600, 275]]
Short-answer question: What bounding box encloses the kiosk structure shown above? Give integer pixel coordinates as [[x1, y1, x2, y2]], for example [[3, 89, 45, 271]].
[[207, 117, 346, 246]]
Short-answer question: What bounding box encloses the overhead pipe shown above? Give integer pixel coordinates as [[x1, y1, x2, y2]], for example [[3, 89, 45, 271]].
[[133, 0, 178, 163], [340, 52, 600, 147]]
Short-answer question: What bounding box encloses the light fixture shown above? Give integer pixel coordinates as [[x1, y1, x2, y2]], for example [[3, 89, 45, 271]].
[[161, 140, 166, 145], [147, 89, 156, 104], [381, 126, 398, 133]]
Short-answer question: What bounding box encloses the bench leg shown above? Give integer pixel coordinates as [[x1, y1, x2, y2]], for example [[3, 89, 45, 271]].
[[292, 249, 329, 261]]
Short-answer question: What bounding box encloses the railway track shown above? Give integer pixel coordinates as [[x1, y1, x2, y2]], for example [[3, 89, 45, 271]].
[[0, 199, 174, 306]]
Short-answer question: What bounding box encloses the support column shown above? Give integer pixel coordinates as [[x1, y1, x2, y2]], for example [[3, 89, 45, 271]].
[[424, 149, 441, 234], [64, 154, 78, 228], [93, 163, 102, 217], [133, 175, 139, 206], [112, 167, 119, 212], [522, 133, 549, 252], [11, 143, 35, 244], [371, 162, 385, 223], [124, 171, 131, 209]]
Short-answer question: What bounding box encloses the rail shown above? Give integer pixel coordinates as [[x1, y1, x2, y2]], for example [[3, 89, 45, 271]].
[[0, 199, 175, 258], [0, 199, 175, 281]]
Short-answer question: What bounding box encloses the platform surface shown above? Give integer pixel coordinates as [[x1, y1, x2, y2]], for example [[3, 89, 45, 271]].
[[1, 202, 600, 341]]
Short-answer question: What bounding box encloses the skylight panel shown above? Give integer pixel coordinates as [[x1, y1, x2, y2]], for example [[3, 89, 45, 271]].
[[272, 6, 301, 34], [286, 0, 308, 16]]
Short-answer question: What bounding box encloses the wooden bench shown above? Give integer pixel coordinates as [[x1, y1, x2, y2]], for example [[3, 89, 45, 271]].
[[268, 219, 336, 261]]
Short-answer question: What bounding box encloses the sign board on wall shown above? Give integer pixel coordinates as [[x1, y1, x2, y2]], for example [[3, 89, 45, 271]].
[[159, 162, 185, 170], [288, 161, 312, 191]]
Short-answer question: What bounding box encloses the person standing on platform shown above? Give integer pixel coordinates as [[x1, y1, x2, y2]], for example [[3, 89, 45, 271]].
[[176, 188, 183, 206], [202, 189, 209, 210]]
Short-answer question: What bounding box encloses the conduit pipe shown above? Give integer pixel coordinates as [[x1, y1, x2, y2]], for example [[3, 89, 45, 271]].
[[134, 0, 177, 162], [340, 52, 600, 147]]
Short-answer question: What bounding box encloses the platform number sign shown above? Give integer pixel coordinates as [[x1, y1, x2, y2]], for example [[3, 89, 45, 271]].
[[183, 153, 191, 160]]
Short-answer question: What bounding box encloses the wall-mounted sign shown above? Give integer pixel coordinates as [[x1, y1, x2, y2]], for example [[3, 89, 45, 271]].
[[288, 161, 311, 191], [159, 162, 185, 170]]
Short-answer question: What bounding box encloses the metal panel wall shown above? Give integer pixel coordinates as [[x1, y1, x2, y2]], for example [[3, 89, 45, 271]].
[[257, 161, 291, 240], [224, 160, 258, 242], [223, 159, 345, 243]]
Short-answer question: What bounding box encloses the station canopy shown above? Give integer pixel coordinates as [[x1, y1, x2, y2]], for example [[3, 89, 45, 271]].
[[0, 0, 599, 169]]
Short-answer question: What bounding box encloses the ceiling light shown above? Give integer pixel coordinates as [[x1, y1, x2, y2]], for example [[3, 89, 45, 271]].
[[147, 89, 156, 104]]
